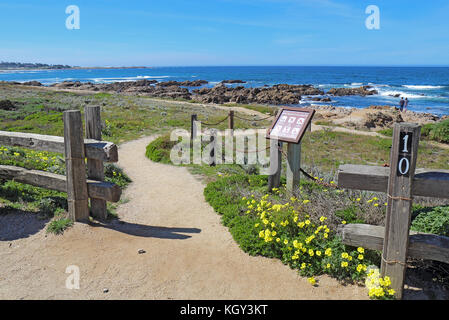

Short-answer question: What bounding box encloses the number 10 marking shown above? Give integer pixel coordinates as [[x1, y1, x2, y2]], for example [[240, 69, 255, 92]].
[[398, 133, 412, 176], [402, 134, 409, 153], [398, 157, 410, 175]]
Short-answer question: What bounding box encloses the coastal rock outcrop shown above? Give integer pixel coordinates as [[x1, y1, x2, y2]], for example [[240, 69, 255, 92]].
[[157, 80, 208, 87], [221, 80, 246, 84], [22, 81, 42, 86], [327, 86, 378, 96], [192, 83, 324, 105]]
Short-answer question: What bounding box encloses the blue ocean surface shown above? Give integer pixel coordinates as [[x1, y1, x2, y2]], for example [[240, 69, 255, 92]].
[[1, 66, 449, 116]]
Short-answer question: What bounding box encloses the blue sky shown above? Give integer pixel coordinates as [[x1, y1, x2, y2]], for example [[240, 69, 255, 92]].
[[0, 0, 448, 66]]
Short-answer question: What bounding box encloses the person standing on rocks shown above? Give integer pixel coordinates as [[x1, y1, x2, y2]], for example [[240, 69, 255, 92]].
[[404, 98, 409, 112], [399, 97, 405, 111]]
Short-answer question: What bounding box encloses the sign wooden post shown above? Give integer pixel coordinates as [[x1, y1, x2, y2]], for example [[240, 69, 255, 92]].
[[268, 139, 282, 191], [63, 110, 89, 222], [286, 143, 301, 193], [85, 106, 107, 220], [381, 123, 421, 299]]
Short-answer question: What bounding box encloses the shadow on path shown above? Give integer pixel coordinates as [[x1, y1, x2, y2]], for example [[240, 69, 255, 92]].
[[0, 209, 49, 241], [90, 219, 201, 240]]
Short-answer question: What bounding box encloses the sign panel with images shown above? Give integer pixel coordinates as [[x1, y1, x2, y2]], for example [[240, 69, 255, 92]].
[[267, 107, 315, 144]]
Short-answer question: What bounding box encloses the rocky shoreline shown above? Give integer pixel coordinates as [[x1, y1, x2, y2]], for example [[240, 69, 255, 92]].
[[3, 79, 380, 105], [1, 79, 446, 131]]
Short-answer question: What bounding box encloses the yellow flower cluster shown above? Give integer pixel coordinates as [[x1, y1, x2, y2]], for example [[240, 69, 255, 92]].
[[0, 146, 61, 172], [365, 267, 396, 299], [244, 193, 377, 289]]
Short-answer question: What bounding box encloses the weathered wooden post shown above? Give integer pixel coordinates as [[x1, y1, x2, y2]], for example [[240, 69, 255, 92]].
[[228, 110, 234, 133], [85, 106, 107, 220], [381, 122, 421, 299], [286, 143, 301, 193], [191, 114, 198, 143], [268, 139, 282, 191], [63, 110, 89, 222], [209, 129, 217, 167]]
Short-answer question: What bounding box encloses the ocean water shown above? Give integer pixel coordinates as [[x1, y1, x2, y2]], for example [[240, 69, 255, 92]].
[[1, 66, 448, 116]]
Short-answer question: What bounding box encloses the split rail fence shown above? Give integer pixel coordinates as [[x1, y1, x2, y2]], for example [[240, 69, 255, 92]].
[[0, 107, 121, 221], [337, 122, 449, 299]]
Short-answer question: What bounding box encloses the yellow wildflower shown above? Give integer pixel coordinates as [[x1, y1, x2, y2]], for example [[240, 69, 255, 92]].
[[308, 277, 316, 286]]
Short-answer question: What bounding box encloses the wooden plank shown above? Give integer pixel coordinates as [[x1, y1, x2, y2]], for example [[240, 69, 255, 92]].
[[337, 164, 389, 193], [63, 110, 90, 222], [286, 142, 301, 193], [0, 130, 118, 162], [0, 165, 67, 192], [382, 123, 421, 299], [268, 140, 282, 192], [337, 164, 449, 199], [0, 165, 121, 202], [337, 224, 449, 264], [85, 106, 107, 220]]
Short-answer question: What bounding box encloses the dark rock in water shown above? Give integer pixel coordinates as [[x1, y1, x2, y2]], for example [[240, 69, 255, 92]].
[[328, 86, 378, 96], [158, 80, 208, 87], [389, 94, 401, 98], [0, 99, 16, 110], [311, 97, 332, 102], [221, 79, 246, 84], [22, 81, 42, 86]]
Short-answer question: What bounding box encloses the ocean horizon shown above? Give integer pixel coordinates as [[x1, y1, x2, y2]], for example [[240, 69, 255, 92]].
[[1, 66, 449, 116]]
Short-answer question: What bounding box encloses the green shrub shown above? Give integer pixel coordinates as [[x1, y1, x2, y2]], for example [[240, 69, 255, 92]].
[[145, 135, 178, 164], [421, 120, 449, 143], [411, 206, 449, 236], [47, 218, 73, 235], [335, 206, 365, 224]]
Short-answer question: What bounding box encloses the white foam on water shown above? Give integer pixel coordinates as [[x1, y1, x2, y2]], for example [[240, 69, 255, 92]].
[[402, 85, 445, 90], [378, 90, 428, 99]]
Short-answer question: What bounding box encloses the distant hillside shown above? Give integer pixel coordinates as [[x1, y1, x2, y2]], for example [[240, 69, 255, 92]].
[[0, 62, 73, 70]]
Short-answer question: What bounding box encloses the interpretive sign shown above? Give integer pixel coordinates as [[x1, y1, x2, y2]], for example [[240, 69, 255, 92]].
[[267, 107, 315, 144]]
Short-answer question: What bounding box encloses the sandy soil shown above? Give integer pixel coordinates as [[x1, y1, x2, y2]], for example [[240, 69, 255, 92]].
[[0, 136, 369, 300]]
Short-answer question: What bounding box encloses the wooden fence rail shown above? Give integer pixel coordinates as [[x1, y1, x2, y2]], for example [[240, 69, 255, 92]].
[[0, 108, 121, 221]]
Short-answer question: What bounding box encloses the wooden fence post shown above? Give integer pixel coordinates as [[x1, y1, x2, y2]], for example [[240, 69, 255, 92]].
[[228, 110, 234, 133], [191, 114, 198, 143], [286, 142, 301, 193], [209, 129, 217, 167], [63, 110, 89, 222], [268, 139, 282, 192], [85, 106, 107, 220], [381, 122, 421, 299]]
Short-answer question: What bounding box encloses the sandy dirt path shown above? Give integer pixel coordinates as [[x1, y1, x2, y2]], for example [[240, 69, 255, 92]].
[[0, 135, 370, 300]]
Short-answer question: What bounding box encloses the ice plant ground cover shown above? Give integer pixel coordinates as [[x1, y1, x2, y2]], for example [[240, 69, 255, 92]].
[[204, 174, 399, 299]]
